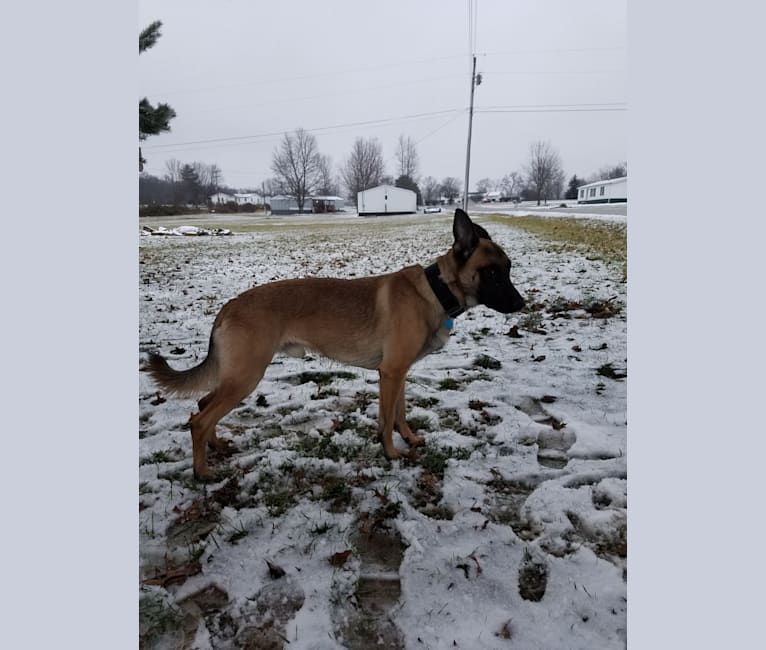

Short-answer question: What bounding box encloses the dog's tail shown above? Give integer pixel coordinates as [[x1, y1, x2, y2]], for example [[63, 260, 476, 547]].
[[143, 337, 218, 397]]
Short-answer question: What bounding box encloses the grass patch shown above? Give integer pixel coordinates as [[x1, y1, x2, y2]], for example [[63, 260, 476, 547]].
[[419, 444, 472, 477], [596, 362, 627, 380], [317, 475, 354, 511], [485, 213, 626, 275], [438, 377, 462, 391], [139, 588, 184, 649], [411, 396, 439, 409], [473, 354, 502, 370], [407, 415, 434, 432], [140, 450, 178, 465], [294, 370, 357, 386]]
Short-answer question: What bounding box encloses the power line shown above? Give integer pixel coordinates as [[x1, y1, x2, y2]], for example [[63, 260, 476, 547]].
[[143, 108, 466, 153], [479, 46, 624, 56], [195, 73, 465, 116], [478, 102, 626, 109], [483, 69, 623, 76], [475, 107, 627, 113], [144, 53, 469, 98], [142, 42, 624, 99]]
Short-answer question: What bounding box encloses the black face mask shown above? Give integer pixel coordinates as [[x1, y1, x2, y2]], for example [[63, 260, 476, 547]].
[[477, 264, 526, 314]]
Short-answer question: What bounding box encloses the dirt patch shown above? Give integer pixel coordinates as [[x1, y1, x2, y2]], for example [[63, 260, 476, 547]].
[[518, 549, 549, 602], [485, 471, 543, 541], [337, 507, 407, 649]]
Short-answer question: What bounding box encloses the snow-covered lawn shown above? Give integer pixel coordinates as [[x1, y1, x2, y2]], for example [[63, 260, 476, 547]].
[[139, 212, 627, 649]]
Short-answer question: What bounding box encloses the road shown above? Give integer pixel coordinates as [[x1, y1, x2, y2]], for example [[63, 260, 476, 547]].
[[470, 201, 627, 218]]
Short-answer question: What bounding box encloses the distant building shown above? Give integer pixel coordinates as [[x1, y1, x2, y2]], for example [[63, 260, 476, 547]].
[[270, 195, 312, 214], [311, 195, 345, 213], [577, 176, 627, 204], [209, 192, 235, 204], [357, 185, 417, 216], [233, 193, 264, 206]]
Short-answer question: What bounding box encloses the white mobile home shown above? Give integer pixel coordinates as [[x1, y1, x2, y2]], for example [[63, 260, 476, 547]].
[[357, 185, 417, 216], [209, 192, 235, 204], [233, 193, 264, 206], [577, 176, 627, 204]]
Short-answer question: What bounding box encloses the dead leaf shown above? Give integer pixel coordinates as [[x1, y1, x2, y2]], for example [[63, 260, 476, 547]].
[[266, 560, 286, 579], [329, 549, 353, 567], [143, 560, 201, 588]]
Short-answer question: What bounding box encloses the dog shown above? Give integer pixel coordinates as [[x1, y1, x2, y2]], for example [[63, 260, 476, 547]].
[[144, 208, 525, 479]]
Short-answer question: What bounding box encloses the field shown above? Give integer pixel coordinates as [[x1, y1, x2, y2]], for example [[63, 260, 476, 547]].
[[139, 211, 627, 649]]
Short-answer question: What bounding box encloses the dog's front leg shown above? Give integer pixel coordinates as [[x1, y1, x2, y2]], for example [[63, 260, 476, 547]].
[[377, 368, 413, 459], [395, 382, 425, 448]]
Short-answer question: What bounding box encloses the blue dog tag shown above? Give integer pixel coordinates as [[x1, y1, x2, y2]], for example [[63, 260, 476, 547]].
[[444, 318, 454, 330]]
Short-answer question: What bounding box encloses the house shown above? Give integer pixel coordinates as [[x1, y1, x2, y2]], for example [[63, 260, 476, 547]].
[[209, 192, 235, 204], [577, 176, 627, 204], [233, 193, 264, 206], [482, 191, 502, 203], [357, 185, 417, 216]]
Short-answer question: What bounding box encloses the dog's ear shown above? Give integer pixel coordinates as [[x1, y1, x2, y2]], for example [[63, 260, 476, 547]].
[[453, 208, 479, 262], [473, 222, 491, 241]]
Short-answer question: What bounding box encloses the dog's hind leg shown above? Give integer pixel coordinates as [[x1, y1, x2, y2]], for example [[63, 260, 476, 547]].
[[197, 392, 235, 452], [189, 353, 272, 479], [394, 383, 425, 448]]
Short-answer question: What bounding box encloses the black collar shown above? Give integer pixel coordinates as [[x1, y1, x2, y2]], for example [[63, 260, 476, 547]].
[[424, 263, 465, 318]]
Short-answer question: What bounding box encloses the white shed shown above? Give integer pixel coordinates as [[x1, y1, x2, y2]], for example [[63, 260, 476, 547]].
[[357, 185, 417, 216], [577, 177, 627, 204]]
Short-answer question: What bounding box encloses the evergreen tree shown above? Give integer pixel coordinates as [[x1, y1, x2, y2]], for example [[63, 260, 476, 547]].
[[565, 175, 582, 200], [180, 164, 202, 206], [139, 21, 176, 171], [394, 174, 422, 206]]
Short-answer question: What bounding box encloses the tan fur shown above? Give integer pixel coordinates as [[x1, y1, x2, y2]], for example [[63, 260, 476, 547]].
[[144, 216, 518, 479]]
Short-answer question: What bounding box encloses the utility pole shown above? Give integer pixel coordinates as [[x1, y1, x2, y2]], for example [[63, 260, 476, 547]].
[[462, 56, 481, 211]]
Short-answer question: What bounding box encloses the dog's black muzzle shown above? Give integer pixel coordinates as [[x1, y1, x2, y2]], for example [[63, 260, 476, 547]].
[[478, 273, 526, 314]]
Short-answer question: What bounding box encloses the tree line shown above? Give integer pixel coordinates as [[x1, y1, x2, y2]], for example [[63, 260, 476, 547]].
[[140, 160, 234, 206], [474, 142, 627, 205], [139, 23, 625, 211]]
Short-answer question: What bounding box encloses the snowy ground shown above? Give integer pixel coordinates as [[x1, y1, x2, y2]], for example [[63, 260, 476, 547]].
[[139, 212, 627, 649]]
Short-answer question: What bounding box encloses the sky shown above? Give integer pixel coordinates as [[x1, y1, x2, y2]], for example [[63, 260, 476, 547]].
[[138, 0, 626, 192]]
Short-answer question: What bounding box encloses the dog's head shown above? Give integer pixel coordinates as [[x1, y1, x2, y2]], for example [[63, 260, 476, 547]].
[[450, 208, 525, 314]]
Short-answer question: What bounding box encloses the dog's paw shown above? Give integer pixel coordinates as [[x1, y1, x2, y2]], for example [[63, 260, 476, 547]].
[[193, 467, 219, 482], [405, 435, 426, 448], [208, 437, 236, 456]]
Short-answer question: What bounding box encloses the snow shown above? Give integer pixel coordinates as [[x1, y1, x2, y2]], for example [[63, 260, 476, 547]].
[[139, 211, 626, 648]]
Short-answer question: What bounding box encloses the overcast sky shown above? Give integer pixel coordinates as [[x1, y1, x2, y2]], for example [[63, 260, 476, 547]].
[[139, 0, 626, 191]]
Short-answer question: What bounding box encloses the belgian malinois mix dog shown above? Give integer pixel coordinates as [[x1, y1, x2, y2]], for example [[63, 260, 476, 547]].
[[145, 209, 525, 479]]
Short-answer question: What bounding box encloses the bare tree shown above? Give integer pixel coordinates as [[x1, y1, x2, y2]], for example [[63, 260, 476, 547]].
[[592, 161, 627, 182], [192, 162, 212, 194], [395, 134, 419, 180], [475, 177, 495, 195], [164, 158, 183, 205], [422, 176, 441, 205], [209, 164, 223, 195], [316, 154, 340, 196], [440, 177, 462, 204], [499, 171, 523, 200], [262, 177, 286, 197], [271, 128, 322, 213], [341, 137, 385, 206], [524, 141, 565, 206]]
